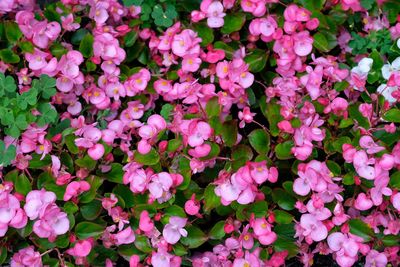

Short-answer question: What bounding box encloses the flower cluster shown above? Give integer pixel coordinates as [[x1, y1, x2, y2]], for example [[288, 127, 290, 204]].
[[0, 0, 399, 266]]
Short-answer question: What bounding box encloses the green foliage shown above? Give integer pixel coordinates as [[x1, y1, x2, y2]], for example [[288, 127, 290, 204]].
[[0, 74, 57, 138], [349, 29, 392, 55]]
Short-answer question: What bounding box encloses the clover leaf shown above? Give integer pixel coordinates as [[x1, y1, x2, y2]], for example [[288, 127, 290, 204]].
[[0, 73, 17, 95], [0, 141, 16, 167]]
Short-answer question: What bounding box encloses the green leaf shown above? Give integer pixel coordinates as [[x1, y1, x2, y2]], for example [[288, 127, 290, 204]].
[[389, 171, 400, 189], [0, 141, 16, 167], [160, 104, 174, 121], [0, 49, 20, 63], [122, 0, 143, 6], [204, 185, 220, 212], [361, 0, 375, 10], [214, 41, 235, 60], [274, 223, 298, 257], [334, 81, 349, 92], [19, 41, 34, 53], [272, 188, 296, 210], [275, 141, 294, 160], [209, 221, 225, 240], [134, 148, 160, 165], [259, 98, 283, 136], [383, 109, 400, 123], [221, 13, 246, 34], [79, 33, 94, 58], [79, 176, 103, 203], [194, 23, 214, 46], [349, 219, 374, 242], [135, 235, 152, 253], [205, 97, 221, 118], [245, 49, 268, 73], [113, 184, 136, 208], [313, 33, 329, 52], [80, 200, 102, 220], [29, 154, 51, 169], [75, 155, 97, 170], [221, 120, 238, 147], [248, 129, 270, 155], [180, 226, 207, 248], [17, 88, 38, 109], [75, 222, 104, 239], [382, 235, 400, 246], [50, 43, 68, 58], [104, 163, 124, 183], [167, 139, 182, 152], [15, 174, 32, 196], [327, 160, 341, 176], [274, 210, 293, 224], [15, 114, 28, 130], [36, 103, 58, 126], [124, 31, 138, 47], [5, 21, 22, 43], [164, 205, 186, 218], [0, 73, 16, 94], [348, 104, 370, 129], [0, 246, 7, 265]]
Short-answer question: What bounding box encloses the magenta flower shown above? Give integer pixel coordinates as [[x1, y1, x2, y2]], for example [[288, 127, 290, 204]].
[[163, 216, 188, 244], [299, 214, 328, 242]]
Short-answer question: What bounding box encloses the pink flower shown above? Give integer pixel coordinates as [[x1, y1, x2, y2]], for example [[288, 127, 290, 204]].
[[359, 136, 385, 154], [24, 189, 56, 220], [172, 29, 201, 57], [327, 232, 359, 267], [124, 69, 151, 96], [241, 0, 267, 17], [206, 1, 225, 28], [11, 246, 42, 267], [354, 193, 373, 210], [114, 226, 135, 245], [88, 143, 105, 160], [184, 194, 200, 216], [139, 210, 154, 232], [182, 54, 202, 72], [238, 107, 255, 128], [67, 239, 92, 257], [391, 192, 400, 211], [61, 14, 80, 31], [63, 181, 91, 201], [32, 204, 70, 240], [299, 214, 328, 242], [251, 218, 277, 245], [163, 216, 188, 244], [32, 21, 61, 49], [0, 186, 27, 237], [353, 150, 375, 180], [148, 172, 173, 202], [188, 121, 212, 147], [151, 249, 173, 267], [293, 31, 313, 57], [365, 250, 388, 267]]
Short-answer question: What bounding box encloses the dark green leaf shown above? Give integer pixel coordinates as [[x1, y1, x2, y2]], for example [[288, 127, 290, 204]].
[[75, 222, 104, 239], [248, 129, 270, 155]]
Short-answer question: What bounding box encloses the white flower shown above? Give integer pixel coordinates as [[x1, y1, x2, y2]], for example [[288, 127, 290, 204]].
[[358, 57, 374, 73], [351, 57, 373, 76], [377, 84, 397, 104], [397, 38, 400, 49], [381, 57, 400, 80]]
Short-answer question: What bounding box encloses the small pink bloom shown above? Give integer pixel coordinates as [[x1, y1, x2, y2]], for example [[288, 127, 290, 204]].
[[139, 210, 154, 232], [87, 143, 105, 160], [299, 214, 328, 242], [163, 216, 188, 244]]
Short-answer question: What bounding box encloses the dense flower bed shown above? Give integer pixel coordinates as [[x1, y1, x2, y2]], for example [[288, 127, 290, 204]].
[[0, 0, 400, 266]]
